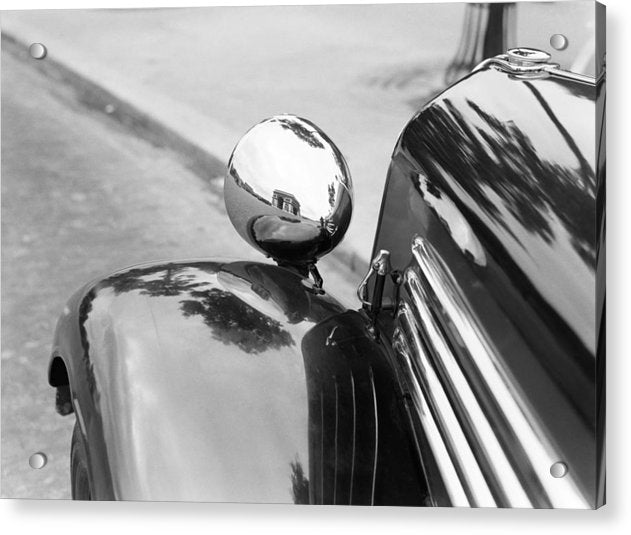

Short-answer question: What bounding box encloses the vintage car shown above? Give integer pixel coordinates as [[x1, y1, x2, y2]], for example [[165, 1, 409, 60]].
[[48, 47, 605, 508]]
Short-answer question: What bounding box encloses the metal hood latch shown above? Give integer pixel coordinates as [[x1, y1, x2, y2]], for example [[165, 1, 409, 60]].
[[358, 250, 392, 313]]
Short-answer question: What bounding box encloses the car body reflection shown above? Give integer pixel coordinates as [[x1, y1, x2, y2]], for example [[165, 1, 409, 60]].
[[373, 65, 603, 507]]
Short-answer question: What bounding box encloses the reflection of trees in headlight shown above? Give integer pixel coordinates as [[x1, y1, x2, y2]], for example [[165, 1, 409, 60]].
[[275, 116, 326, 149]]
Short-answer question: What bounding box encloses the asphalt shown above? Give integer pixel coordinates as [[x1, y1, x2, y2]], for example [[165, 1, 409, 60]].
[[0, 47, 358, 499]]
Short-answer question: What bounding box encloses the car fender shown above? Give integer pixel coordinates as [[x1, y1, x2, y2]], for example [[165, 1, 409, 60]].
[[49, 259, 426, 503]]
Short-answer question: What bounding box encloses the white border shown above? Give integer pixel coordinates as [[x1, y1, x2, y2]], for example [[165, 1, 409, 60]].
[[1, 1, 628, 534]]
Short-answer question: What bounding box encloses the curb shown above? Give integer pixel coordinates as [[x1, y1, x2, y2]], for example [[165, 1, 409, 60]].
[[2, 30, 369, 276], [1, 31, 227, 184]]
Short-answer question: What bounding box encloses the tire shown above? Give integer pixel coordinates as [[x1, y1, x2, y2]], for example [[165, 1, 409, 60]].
[[70, 421, 93, 500]]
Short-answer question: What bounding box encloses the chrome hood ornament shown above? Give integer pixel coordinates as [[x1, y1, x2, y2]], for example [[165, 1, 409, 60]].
[[225, 115, 353, 284]]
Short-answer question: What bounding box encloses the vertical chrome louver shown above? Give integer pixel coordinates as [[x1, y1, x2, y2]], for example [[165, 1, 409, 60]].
[[394, 236, 588, 508]]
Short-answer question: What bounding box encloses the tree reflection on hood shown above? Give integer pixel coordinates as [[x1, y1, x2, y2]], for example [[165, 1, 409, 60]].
[[98, 262, 294, 355], [180, 288, 294, 355]]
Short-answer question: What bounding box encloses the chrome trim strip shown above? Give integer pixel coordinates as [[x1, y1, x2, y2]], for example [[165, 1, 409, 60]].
[[396, 303, 495, 507], [473, 52, 600, 86], [72, 397, 87, 439], [320, 389, 325, 504], [349, 371, 356, 504], [410, 236, 589, 508], [333, 379, 339, 505], [394, 317, 474, 507], [369, 367, 378, 506], [472, 54, 559, 76], [545, 65, 602, 85], [404, 269, 531, 508]]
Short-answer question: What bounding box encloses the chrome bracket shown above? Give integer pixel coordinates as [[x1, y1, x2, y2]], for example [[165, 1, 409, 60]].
[[308, 263, 323, 289], [357, 250, 392, 316], [473, 47, 600, 85]]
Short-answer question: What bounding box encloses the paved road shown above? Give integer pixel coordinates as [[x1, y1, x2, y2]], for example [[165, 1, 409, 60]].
[[0, 49, 357, 499]]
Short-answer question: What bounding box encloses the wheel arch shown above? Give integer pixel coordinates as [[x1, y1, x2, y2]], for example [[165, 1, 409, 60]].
[[48, 353, 70, 387]]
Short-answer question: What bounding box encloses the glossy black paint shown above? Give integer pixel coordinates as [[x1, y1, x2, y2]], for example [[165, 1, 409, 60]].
[[50, 259, 426, 503], [372, 66, 603, 506], [302, 311, 428, 505]]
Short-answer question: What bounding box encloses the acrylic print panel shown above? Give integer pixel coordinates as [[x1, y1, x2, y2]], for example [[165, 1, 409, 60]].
[[1, 1, 605, 508]]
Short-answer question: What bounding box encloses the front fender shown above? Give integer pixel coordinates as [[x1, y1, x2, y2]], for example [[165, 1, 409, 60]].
[[51, 259, 425, 503]]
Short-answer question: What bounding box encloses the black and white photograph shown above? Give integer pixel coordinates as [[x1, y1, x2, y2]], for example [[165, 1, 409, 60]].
[[1, 0, 606, 514]]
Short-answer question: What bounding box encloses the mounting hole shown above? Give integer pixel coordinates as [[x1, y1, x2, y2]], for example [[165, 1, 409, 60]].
[[550, 34, 569, 51], [29, 43, 47, 60], [29, 452, 48, 469], [550, 461, 568, 478]]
